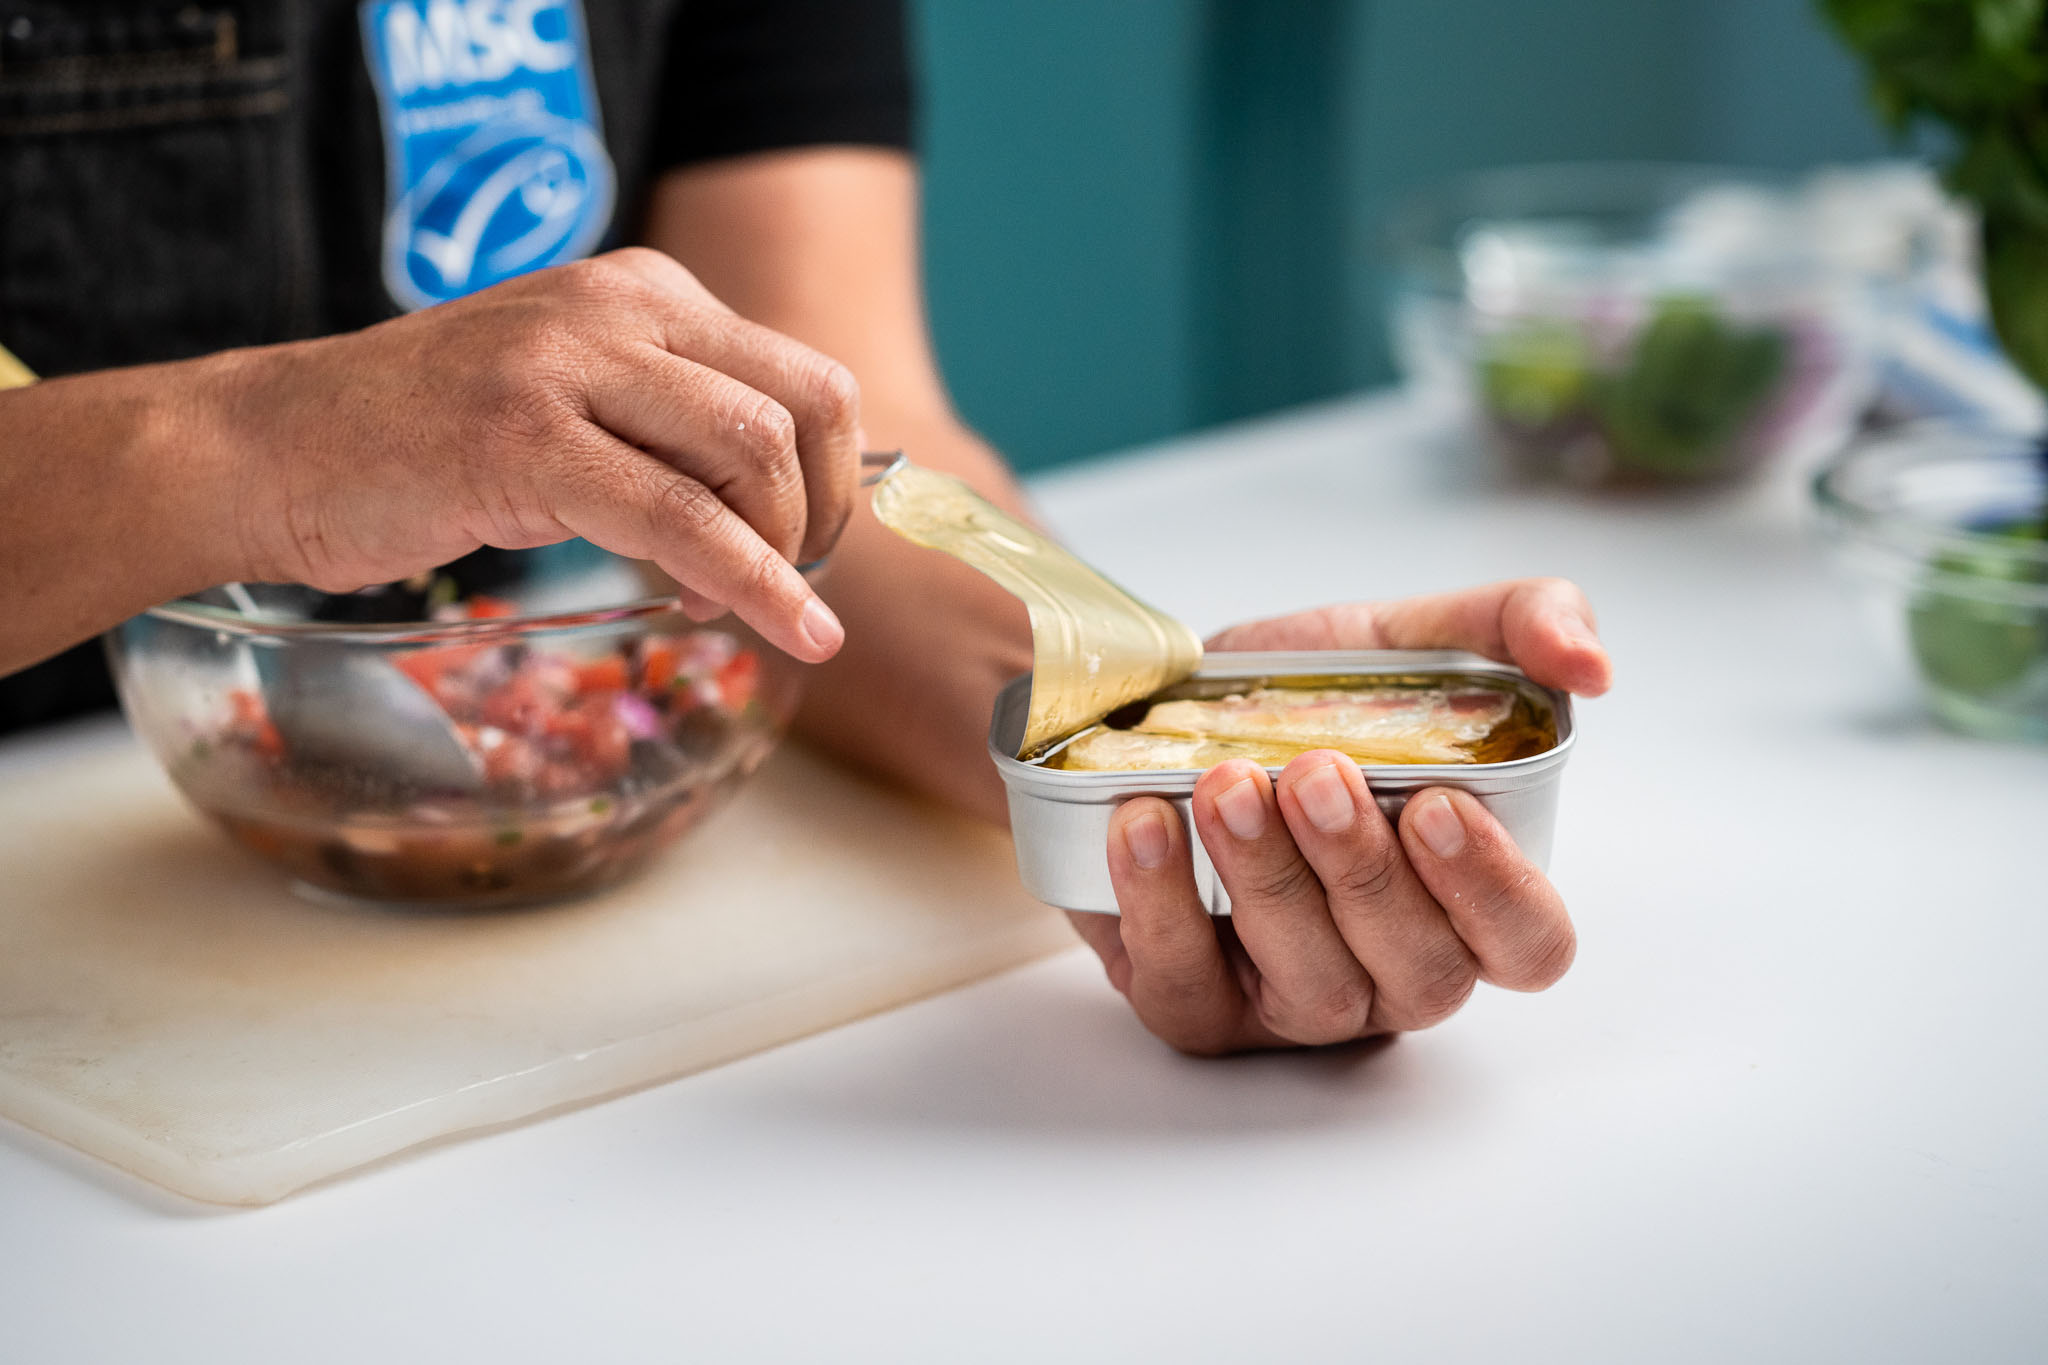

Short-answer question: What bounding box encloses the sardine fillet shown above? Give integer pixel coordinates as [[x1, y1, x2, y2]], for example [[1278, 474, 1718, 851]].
[[1058, 686, 1516, 770]]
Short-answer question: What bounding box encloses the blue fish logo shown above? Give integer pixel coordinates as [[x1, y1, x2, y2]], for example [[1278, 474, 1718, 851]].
[[361, 0, 615, 309]]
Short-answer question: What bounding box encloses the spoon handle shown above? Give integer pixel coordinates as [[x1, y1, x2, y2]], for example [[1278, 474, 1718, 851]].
[[859, 450, 906, 486]]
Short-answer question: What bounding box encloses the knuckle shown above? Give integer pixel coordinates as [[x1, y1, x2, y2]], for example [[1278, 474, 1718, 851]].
[[807, 359, 861, 426], [502, 321, 587, 390], [1466, 864, 1540, 927], [741, 543, 793, 605], [615, 246, 699, 291], [551, 255, 612, 297], [1157, 1015, 1242, 1058], [1326, 839, 1405, 905], [1114, 910, 1203, 967], [1532, 921, 1579, 984], [604, 245, 662, 273], [1236, 856, 1322, 908], [481, 371, 574, 455], [1261, 983, 1374, 1046], [1396, 948, 1480, 1029], [649, 472, 724, 541], [1136, 976, 1237, 1055], [554, 254, 644, 310], [1498, 919, 1578, 991], [737, 395, 799, 465]]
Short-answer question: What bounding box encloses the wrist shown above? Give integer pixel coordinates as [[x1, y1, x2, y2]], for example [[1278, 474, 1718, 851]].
[[156, 341, 311, 589], [0, 354, 286, 673]]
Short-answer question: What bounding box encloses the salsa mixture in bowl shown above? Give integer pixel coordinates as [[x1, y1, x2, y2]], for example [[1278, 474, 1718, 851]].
[[108, 544, 808, 907]]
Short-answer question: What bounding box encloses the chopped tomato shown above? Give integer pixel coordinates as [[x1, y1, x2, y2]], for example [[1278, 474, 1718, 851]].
[[250, 718, 286, 762], [715, 651, 759, 710], [640, 642, 679, 692], [534, 759, 589, 799], [574, 655, 629, 696], [228, 689, 266, 729], [482, 734, 542, 785], [542, 704, 589, 743], [481, 673, 551, 734], [574, 707, 631, 777], [465, 595, 518, 619], [397, 643, 489, 699], [538, 698, 628, 778], [225, 689, 288, 760]]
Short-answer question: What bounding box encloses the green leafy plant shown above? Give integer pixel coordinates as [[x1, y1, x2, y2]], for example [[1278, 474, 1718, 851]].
[[1822, 0, 2048, 387], [1827, 1, 2048, 710]]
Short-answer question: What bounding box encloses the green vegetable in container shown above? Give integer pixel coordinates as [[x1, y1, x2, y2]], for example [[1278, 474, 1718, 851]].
[[1475, 297, 1788, 479], [1908, 525, 2048, 694], [1478, 321, 1593, 428], [1597, 297, 1789, 477]]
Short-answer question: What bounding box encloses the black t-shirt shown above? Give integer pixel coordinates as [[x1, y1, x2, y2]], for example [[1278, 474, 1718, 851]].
[[0, 0, 912, 734]]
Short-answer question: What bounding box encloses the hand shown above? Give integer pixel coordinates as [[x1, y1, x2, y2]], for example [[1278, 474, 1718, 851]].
[[1068, 578, 1613, 1055], [212, 247, 862, 661]]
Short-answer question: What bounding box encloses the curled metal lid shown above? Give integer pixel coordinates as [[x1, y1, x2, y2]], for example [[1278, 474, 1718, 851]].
[[871, 462, 1202, 757]]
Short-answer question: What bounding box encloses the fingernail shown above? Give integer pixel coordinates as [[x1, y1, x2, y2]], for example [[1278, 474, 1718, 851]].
[[1216, 776, 1267, 841], [1412, 792, 1467, 859], [1124, 809, 1170, 870], [1294, 760, 1356, 834], [800, 597, 844, 653]]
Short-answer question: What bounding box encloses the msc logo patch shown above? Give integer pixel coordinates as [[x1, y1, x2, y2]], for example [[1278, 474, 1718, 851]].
[[360, 0, 616, 310]]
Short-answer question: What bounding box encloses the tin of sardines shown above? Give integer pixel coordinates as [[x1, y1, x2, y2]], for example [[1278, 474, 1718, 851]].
[[989, 650, 1575, 916]]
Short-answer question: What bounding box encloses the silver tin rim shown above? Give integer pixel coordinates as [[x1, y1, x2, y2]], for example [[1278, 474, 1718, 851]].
[[988, 650, 1574, 796]]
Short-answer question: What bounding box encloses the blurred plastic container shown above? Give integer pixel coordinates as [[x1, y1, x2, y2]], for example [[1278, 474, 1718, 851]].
[[1386, 162, 1875, 486], [1815, 423, 2048, 740]]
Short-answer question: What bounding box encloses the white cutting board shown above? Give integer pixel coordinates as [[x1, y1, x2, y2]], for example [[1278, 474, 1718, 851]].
[[0, 735, 1075, 1206]]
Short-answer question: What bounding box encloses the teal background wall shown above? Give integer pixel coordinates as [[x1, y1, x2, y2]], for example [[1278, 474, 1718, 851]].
[[911, 0, 1903, 472]]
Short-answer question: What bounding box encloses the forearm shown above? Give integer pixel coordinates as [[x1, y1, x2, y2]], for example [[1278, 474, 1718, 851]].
[[0, 358, 254, 675]]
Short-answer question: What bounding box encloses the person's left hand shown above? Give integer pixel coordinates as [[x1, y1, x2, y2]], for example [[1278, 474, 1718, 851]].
[[1068, 577, 1613, 1055]]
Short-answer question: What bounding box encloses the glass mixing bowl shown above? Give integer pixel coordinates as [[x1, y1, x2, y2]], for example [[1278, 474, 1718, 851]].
[[106, 543, 811, 906], [1814, 423, 2048, 740], [1385, 162, 1873, 486]]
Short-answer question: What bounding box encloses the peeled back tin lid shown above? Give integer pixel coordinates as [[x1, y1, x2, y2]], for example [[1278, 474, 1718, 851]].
[[870, 462, 1203, 756]]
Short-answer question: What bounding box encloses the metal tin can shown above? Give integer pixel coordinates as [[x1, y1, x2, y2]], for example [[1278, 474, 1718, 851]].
[[988, 650, 1576, 916]]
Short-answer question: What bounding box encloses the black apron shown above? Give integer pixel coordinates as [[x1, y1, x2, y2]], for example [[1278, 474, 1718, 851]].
[[0, 0, 675, 734]]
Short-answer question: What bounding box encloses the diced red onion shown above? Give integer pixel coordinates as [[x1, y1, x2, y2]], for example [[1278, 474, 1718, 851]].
[[613, 690, 665, 740]]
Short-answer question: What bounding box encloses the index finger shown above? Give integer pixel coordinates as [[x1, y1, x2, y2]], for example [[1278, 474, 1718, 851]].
[[546, 425, 844, 663]]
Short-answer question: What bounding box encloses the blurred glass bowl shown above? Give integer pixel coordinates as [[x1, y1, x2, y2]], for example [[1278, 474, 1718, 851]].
[[1386, 162, 1873, 486], [107, 543, 808, 907], [1815, 424, 2048, 740]]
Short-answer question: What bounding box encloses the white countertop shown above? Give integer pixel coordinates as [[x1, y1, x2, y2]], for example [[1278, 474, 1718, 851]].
[[4, 393, 2045, 1363]]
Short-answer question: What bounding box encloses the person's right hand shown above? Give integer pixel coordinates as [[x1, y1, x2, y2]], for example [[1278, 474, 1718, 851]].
[[210, 247, 862, 661]]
